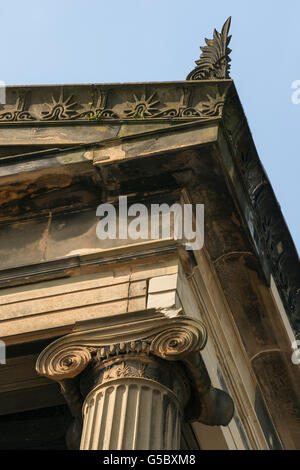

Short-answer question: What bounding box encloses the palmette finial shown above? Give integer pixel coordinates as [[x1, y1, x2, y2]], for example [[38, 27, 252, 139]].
[[187, 17, 232, 80]]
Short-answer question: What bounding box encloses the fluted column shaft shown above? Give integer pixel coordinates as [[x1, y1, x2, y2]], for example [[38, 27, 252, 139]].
[[79, 354, 188, 450], [80, 377, 181, 450]]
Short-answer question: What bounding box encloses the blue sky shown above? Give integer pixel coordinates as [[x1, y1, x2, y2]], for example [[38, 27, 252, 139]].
[[1, 0, 299, 254]]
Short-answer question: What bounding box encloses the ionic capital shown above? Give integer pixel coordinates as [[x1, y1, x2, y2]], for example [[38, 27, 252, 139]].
[[36, 312, 207, 382], [36, 311, 233, 426]]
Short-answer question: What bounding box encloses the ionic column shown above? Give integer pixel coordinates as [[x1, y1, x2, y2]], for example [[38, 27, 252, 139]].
[[35, 313, 234, 450]]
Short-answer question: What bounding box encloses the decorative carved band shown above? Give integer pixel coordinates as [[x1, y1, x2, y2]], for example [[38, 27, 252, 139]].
[[79, 353, 191, 410], [0, 86, 229, 123]]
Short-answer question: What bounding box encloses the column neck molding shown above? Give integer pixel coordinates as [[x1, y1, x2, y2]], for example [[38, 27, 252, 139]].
[[80, 352, 191, 409]]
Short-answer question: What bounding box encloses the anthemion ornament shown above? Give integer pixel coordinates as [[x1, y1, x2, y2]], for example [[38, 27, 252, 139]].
[[187, 17, 232, 80]]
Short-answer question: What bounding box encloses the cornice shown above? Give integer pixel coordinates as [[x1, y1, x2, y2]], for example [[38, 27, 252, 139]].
[[221, 88, 300, 336], [0, 240, 180, 290]]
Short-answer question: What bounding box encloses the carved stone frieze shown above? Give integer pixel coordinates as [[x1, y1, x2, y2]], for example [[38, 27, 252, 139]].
[[0, 84, 229, 123]]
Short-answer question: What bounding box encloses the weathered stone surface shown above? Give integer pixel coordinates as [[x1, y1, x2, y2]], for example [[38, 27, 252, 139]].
[[0, 77, 299, 450]]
